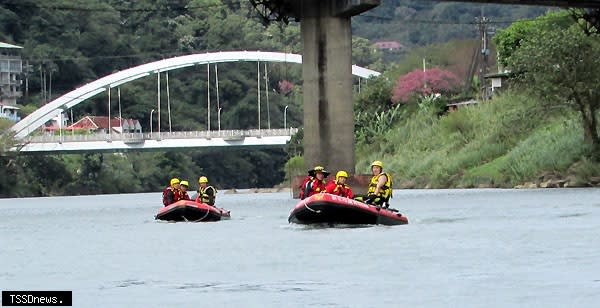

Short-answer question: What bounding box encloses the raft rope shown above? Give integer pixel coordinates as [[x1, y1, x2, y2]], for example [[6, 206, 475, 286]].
[[182, 207, 212, 222], [192, 208, 211, 222], [303, 200, 321, 213]]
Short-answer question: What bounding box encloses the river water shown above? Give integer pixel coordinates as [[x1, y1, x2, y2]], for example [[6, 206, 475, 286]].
[[1, 189, 599, 307]]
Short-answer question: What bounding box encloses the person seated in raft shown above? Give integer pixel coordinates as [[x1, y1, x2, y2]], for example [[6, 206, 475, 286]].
[[301, 166, 329, 199], [162, 178, 181, 206], [179, 180, 191, 201], [325, 170, 354, 198], [354, 160, 393, 208], [194, 176, 217, 206], [298, 169, 314, 199]]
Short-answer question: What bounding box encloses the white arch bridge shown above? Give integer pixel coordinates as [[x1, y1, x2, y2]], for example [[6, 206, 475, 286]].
[[10, 51, 379, 153]]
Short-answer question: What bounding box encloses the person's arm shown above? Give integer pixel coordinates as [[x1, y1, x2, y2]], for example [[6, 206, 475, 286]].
[[207, 187, 216, 205], [347, 187, 354, 199], [303, 180, 313, 197]]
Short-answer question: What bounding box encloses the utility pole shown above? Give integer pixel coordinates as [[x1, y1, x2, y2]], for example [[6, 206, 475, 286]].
[[477, 8, 490, 100]]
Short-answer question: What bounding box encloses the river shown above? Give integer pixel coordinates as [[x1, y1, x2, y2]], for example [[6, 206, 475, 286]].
[[1, 188, 599, 307]]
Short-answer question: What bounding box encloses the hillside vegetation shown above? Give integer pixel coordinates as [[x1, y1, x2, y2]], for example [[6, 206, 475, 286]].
[[352, 9, 600, 189], [354, 92, 600, 188]]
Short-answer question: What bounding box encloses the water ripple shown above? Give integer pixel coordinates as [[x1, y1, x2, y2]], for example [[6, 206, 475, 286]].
[[98, 279, 150, 289], [419, 217, 469, 224], [173, 282, 218, 290], [168, 280, 324, 293], [557, 212, 590, 218]]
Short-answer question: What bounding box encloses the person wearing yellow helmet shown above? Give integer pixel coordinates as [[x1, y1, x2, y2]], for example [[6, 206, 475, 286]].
[[194, 176, 217, 206], [325, 170, 354, 198], [299, 165, 330, 199], [179, 180, 191, 201], [162, 177, 181, 206], [365, 160, 393, 207]]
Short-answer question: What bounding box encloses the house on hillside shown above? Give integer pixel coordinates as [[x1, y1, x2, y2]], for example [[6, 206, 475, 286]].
[[0, 104, 20, 122], [41, 114, 68, 133], [0, 42, 23, 122], [66, 116, 142, 134], [484, 72, 512, 97], [374, 40, 404, 51]]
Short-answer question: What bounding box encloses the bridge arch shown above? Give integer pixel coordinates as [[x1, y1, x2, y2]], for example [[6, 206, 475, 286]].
[[12, 51, 380, 139]]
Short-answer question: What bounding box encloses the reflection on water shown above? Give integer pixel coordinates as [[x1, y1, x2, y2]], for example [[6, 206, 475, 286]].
[[1, 188, 599, 307]]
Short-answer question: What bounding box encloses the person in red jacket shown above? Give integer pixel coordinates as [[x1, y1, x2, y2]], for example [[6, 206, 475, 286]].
[[179, 180, 191, 200], [325, 170, 354, 198], [162, 178, 181, 206], [301, 166, 329, 199]]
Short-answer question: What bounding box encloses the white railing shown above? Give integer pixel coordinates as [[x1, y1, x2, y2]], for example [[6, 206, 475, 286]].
[[24, 128, 299, 143]]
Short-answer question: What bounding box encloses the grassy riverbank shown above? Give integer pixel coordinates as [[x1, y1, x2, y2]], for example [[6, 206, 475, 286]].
[[355, 93, 600, 188]]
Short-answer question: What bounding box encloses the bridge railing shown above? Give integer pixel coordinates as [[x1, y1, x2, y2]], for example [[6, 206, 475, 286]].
[[23, 128, 299, 143]]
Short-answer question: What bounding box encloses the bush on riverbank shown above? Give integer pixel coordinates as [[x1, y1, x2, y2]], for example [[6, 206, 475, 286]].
[[355, 92, 599, 188]]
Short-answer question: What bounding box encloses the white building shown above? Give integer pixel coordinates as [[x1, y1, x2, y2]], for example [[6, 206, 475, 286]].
[[0, 42, 23, 122]]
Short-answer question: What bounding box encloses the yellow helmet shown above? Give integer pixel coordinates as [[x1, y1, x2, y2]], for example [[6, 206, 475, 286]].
[[336, 170, 349, 180], [371, 160, 384, 169], [180, 180, 189, 187], [170, 178, 180, 186], [199, 176, 209, 183]]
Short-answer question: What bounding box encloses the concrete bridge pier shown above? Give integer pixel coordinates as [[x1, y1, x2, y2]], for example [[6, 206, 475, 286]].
[[301, 2, 355, 174], [254, 0, 380, 175], [294, 0, 379, 175]]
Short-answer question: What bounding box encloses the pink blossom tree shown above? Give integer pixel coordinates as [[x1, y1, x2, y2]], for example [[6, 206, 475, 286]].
[[278, 80, 294, 96], [391, 67, 461, 104]]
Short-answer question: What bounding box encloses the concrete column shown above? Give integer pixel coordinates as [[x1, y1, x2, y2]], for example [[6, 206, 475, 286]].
[[301, 1, 355, 174]]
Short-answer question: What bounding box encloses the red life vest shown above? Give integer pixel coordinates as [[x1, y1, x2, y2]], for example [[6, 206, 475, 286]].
[[180, 191, 190, 201], [306, 178, 327, 197], [325, 181, 354, 198], [162, 186, 180, 206]]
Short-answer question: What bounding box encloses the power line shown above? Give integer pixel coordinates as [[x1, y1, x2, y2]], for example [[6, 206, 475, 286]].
[[355, 11, 570, 25], [0, 0, 241, 12], [25, 51, 188, 63]]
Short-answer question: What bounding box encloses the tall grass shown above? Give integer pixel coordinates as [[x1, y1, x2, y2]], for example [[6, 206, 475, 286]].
[[498, 119, 586, 183], [284, 155, 305, 181], [355, 91, 594, 187]]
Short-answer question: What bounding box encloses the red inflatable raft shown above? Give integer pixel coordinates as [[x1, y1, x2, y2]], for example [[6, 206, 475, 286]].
[[288, 193, 408, 226], [155, 200, 231, 222]]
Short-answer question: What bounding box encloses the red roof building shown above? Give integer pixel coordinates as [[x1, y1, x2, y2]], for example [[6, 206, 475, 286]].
[[66, 116, 142, 133], [374, 41, 404, 51]]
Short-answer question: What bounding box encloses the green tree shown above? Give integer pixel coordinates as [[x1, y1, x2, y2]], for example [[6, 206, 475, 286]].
[[496, 12, 600, 155], [494, 11, 573, 68], [352, 36, 383, 70], [354, 75, 394, 114], [0, 119, 20, 197]]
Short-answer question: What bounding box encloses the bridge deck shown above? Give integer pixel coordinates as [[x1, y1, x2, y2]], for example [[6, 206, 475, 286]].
[[16, 128, 298, 154]]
